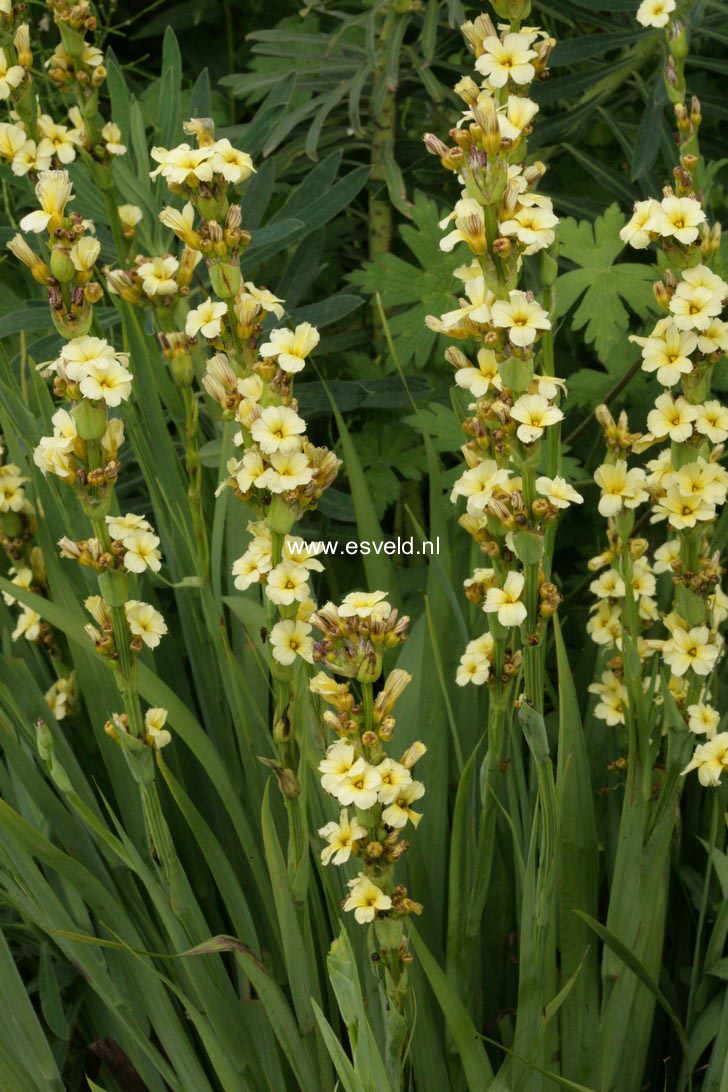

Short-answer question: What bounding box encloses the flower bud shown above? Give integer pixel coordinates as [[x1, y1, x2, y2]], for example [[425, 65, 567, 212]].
[[14, 23, 32, 68], [208, 257, 241, 299], [453, 76, 480, 106], [653, 280, 671, 310], [50, 246, 76, 284], [423, 132, 450, 159], [669, 21, 688, 62], [183, 117, 216, 147], [7, 234, 50, 284], [674, 102, 690, 134]]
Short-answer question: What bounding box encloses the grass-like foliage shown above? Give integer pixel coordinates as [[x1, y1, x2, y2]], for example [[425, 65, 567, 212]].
[[0, 1, 726, 1090]]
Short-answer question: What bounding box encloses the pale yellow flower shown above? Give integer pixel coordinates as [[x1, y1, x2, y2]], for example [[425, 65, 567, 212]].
[[654, 538, 680, 574], [79, 357, 133, 406], [20, 170, 74, 234], [594, 460, 648, 517], [484, 571, 527, 627], [70, 235, 101, 273], [268, 618, 314, 665], [653, 485, 713, 530], [694, 400, 728, 444], [12, 137, 54, 176], [649, 196, 706, 245], [669, 283, 723, 332], [587, 601, 622, 646], [589, 669, 629, 726], [210, 138, 255, 183], [318, 810, 367, 865], [620, 199, 661, 248], [630, 319, 696, 387], [343, 874, 392, 923], [456, 646, 491, 685], [122, 529, 162, 574], [259, 323, 320, 374], [499, 204, 557, 252], [150, 142, 213, 184], [589, 568, 626, 600], [250, 405, 306, 454], [319, 741, 358, 795], [454, 347, 502, 396], [636, 0, 675, 26], [475, 33, 537, 87], [687, 703, 720, 738], [376, 758, 412, 805], [663, 624, 719, 676], [535, 474, 583, 508], [101, 121, 126, 156], [118, 204, 143, 230], [186, 297, 227, 339], [381, 780, 425, 829], [338, 590, 391, 620], [697, 319, 728, 355], [491, 290, 551, 347], [125, 600, 168, 648], [682, 733, 728, 787], [145, 707, 171, 749], [12, 607, 41, 642], [451, 459, 511, 514], [159, 202, 198, 246], [646, 392, 697, 442], [265, 560, 310, 606], [106, 513, 151, 539], [37, 115, 81, 164], [0, 47, 25, 99], [511, 393, 563, 443], [254, 450, 313, 493], [439, 198, 487, 254], [664, 458, 727, 507], [138, 255, 179, 297], [0, 121, 27, 162]]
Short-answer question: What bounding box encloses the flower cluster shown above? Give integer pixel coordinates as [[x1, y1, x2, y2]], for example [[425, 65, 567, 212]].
[[9, 169, 107, 338], [146, 117, 342, 754], [588, 111, 726, 763], [85, 590, 167, 656], [310, 592, 410, 683], [0, 3, 125, 180], [105, 706, 172, 753], [423, 10, 574, 692], [0, 440, 76, 718], [5, 164, 170, 758], [106, 248, 202, 309], [311, 594, 424, 931]]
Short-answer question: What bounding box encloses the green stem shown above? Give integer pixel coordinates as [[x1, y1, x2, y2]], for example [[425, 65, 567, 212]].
[[465, 685, 510, 937], [686, 790, 720, 1035], [181, 385, 209, 575], [100, 181, 129, 267]]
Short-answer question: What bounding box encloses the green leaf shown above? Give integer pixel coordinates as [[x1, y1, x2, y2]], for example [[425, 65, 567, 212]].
[[158, 28, 182, 148], [311, 1003, 367, 1092], [324, 380, 397, 596], [349, 191, 462, 367], [555, 204, 658, 364], [411, 927, 494, 1089], [554, 617, 600, 1086], [575, 910, 691, 1057], [38, 944, 70, 1041]]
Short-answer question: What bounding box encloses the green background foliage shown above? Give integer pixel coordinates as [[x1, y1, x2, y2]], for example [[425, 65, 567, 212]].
[[0, 1, 727, 1090]]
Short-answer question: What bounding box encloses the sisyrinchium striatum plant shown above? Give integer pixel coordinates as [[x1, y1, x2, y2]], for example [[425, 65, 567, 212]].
[[0, 0, 724, 1090]]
